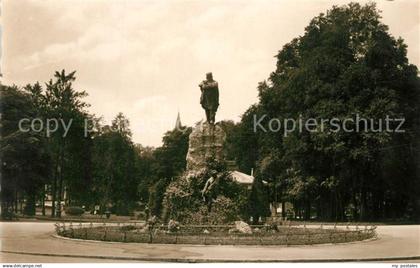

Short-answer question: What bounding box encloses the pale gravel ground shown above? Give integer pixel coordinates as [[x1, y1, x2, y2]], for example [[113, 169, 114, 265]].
[[0, 222, 419, 262]]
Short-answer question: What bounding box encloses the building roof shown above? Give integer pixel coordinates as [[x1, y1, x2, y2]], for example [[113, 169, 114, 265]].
[[230, 171, 254, 185]]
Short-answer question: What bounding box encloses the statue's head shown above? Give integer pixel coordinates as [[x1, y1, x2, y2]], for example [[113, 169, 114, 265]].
[[206, 72, 213, 81]]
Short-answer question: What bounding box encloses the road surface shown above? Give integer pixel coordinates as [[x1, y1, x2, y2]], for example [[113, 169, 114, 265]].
[[0, 222, 419, 262]]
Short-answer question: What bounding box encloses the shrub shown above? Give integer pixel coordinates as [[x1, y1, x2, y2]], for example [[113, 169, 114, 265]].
[[148, 179, 169, 217], [120, 225, 137, 231], [162, 159, 245, 224], [1, 210, 17, 220], [167, 219, 180, 233], [136, 211, 147, 220], [65, 206, 84, 216], [23, 204, 36, 216]]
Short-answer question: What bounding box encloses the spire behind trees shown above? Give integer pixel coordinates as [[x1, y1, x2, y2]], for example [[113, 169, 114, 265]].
[[174, 111, 182, 130]]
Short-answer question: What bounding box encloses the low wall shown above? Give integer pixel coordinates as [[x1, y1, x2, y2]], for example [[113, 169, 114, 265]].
[[55, 222, 377, 246]]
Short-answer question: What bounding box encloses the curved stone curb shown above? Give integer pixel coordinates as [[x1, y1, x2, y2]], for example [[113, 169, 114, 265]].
[[2, 250, 420, 263]]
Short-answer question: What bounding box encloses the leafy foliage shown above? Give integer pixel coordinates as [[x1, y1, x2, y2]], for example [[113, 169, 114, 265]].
[[162, 159, 246, 224], [65, 206, 85, 216], [227, 2, 420, 221], [0, 85, 50, 216]]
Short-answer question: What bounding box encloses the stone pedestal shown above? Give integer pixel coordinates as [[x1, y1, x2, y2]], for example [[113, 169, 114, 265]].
[[162, 120, 242, 224], [186, 120, 225, 171]]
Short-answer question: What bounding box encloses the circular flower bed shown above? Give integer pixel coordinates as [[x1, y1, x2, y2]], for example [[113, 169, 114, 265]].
[[56, 222, 376, 246]]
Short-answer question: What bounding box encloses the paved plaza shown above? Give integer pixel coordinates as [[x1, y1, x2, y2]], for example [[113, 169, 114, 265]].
[[0, 222, 419, 262]]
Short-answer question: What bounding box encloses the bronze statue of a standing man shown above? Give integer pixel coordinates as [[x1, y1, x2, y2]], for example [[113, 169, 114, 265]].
[[199, 72, 219, 124]]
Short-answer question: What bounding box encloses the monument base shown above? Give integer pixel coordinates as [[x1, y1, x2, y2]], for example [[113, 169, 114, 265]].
[[161, 120, 245, 224], [186, 120, 225, 171]]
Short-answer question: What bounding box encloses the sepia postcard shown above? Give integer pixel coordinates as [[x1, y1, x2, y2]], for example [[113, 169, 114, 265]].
[[0, 0, 419, 267]]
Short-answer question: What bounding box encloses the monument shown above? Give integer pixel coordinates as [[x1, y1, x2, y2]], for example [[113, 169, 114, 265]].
[[162, 72, 243, 224], [186, 72, 225, 171], [199, 72, 219, 124]]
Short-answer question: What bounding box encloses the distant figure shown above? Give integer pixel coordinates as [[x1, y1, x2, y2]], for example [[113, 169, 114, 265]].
[[94, 205, 100, 215], [199, 72, 219, 124], [201, 170, 219, 211]]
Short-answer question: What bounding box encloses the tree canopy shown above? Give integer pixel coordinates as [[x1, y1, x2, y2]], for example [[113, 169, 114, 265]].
[[229, 2, 420, 221]]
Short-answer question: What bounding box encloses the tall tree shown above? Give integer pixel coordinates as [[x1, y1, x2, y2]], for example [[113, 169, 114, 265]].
[[42, 70, 89, 217], [146, 125, 192, 217], [0, 85, 50, 216], [235, 2, 420, 221], [91, 113, 138, 215]]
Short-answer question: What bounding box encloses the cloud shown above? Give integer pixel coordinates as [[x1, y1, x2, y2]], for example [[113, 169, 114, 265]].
[[133, 96, 167, 110], [3, 0, 419, 146]]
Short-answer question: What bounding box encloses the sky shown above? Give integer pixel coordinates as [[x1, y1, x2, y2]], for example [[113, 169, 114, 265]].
[[2, 0, 419, 146]]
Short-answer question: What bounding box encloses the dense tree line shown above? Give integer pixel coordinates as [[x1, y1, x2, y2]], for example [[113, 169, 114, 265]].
[[141, 126, 192, 217], [0, 71, 191, 218], [228, 3, 420, 221]]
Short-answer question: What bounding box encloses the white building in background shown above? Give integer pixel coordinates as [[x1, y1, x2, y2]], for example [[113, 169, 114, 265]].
[[229, 170, 254, 190]]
